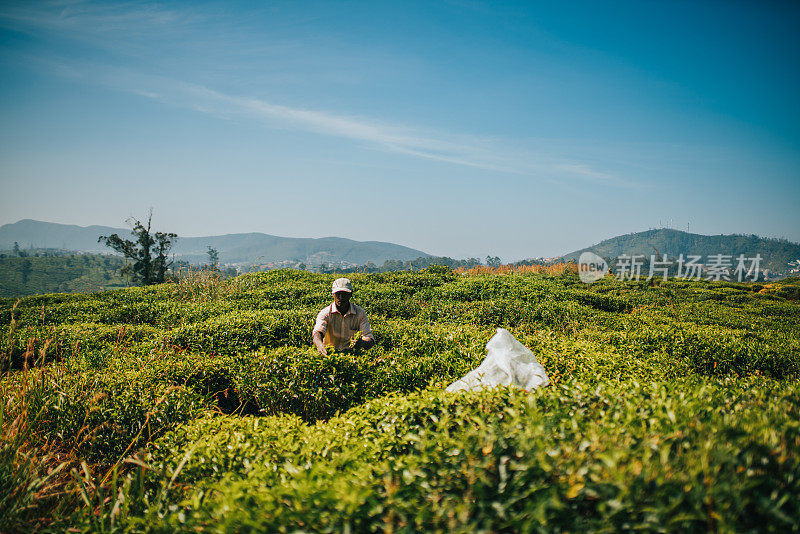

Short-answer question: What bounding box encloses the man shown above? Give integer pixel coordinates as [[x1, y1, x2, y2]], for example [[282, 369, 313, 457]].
[[312, 277, 375, 356]]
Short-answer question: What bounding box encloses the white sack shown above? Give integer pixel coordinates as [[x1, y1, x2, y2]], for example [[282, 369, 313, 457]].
[[446, 328, 549, 392]]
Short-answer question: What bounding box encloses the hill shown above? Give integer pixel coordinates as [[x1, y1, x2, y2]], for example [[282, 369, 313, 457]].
[[558, 228, 800, 275], [0, 253, 129, 298], [0, 219, 430, 266]]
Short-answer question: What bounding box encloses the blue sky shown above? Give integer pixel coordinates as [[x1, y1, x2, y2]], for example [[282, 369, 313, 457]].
[[0, 0, 798, 260]]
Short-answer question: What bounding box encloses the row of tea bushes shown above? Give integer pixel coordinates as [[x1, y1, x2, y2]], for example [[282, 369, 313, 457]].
[[102, 377, 800, 533], [5, 323, 488, 466], [8, 363, 209, 462], [3, 270, 797, 350]]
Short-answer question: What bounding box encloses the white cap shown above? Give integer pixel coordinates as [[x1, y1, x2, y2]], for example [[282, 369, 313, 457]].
[[332, 278, 353, 294]]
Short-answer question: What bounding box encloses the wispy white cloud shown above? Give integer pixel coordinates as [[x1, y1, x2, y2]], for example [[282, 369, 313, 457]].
[[1, 0, 637, 187], [0, 0, 183, 36], [553, 163, 618, 183], [130, 77, 634, 186]]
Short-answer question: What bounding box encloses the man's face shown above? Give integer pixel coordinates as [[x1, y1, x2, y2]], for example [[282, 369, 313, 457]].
[[334, 291, 351, 309]]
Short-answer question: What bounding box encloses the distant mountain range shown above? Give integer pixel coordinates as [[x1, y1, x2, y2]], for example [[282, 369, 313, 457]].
[[558, 228, 800, 275], [3, 221, 799, 275], [0, 220, 430, 266]]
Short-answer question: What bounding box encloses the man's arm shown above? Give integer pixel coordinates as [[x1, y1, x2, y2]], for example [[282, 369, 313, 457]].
[[312, 308, 328, 355], [312, 330, 327, 356], [354, 308, 375, 350]]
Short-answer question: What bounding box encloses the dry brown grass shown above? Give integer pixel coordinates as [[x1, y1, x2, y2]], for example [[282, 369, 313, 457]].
[[454, 262, 578, 276], [1, 303, 75, 530], [169, 265, 266, 302], [1, 301, 137, 531]]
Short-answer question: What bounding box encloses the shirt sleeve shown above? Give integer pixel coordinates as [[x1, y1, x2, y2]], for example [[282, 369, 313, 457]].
[[358, 308, 374, 340], [313, 307, 328, 335]]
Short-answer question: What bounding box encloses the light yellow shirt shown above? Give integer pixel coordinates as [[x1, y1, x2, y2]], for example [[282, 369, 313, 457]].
[[312, 302, 374, 351]]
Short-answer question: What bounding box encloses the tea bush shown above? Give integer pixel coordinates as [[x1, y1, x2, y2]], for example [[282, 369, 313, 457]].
[[163, 309, 313, 354], [1, 269, 798, 531], [125, 381, 800, 533]]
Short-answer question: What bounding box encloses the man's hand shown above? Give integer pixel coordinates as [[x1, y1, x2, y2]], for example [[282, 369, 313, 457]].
[[353, 335, 375, 351], [312, 331, 327, 356]]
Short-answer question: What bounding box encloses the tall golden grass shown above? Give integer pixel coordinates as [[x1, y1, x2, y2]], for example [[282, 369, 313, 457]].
[[0, 300, 155, 531], [169, 265, 256, 302], [454, 262, 578, 276], [1, 301, 73, 530]]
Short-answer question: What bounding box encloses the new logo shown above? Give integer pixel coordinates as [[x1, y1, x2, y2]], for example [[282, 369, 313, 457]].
[[578, 251, 608, 284]]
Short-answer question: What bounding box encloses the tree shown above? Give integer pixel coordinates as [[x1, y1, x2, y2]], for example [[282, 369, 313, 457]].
[[98, 212, 178, 285], [13, 242, 27, 258], [20, 259, 32, 284], [485, 255, 502, 268], [207, 246, 219, 270]]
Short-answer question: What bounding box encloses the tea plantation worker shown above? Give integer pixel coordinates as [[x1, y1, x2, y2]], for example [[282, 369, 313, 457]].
[[312, 277, 375, 356]]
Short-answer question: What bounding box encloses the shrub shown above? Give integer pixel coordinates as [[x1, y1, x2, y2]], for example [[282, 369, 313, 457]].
[[2, 269, 798, 531]]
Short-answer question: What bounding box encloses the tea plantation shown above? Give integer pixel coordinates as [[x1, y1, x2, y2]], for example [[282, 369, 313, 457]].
[[2, 268, 799, 532]]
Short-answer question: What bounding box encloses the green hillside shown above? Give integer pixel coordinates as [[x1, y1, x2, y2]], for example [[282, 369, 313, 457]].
[[0, 219, 431, 266], [0, 253, 129, 297], [1, 269, 799, 531], [560, 228, 800, 276]]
